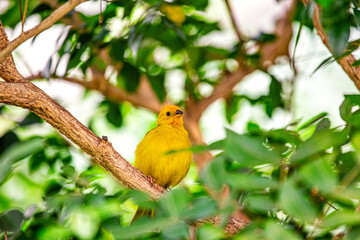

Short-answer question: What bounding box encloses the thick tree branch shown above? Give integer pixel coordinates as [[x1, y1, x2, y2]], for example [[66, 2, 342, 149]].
[[1, 73, 247, 237], [0, 81, 166, 198], [0, 0, 88, 63], [0, 6, 248, 237], [313, 4, 360, 91]]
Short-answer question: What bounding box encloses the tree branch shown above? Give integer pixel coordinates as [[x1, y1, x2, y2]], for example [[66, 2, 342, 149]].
[[312, 4, 360, 91], [192, 0, 296, 122], [26, 73, 164, 113], [0, 6, 248, 236], [0, 80, 166, 198], [224, 0, 245, 42], [0, 0, 88, 63], [184, 0, 296, 170], [2, 71, 247, 237]]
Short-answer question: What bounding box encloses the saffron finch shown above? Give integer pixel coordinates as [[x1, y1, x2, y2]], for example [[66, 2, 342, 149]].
[[134, 105, 192, 189]]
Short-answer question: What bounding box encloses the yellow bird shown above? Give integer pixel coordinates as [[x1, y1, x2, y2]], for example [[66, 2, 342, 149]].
[[134, 105, 192, 189], [132, 105, 192, 222]]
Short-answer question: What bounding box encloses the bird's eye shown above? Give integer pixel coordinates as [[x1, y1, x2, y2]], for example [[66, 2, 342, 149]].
[[166, 111, 170, 116]]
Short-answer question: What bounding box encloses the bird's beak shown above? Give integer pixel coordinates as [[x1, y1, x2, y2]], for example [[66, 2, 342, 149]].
[[176, 109, 183, 115]]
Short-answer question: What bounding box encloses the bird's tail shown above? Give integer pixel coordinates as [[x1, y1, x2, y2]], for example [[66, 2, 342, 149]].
[[130, 207, 154, 224]]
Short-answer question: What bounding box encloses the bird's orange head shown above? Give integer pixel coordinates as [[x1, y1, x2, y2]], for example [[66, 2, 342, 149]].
[[157, 105, 184, 127]]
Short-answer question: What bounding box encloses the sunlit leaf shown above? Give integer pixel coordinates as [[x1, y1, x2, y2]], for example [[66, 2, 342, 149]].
[[224, 129, 281, 166], [197, 224, 224, 240], [290, 129, 347, 164], [226, 173, 278, 191], [297, 112, 328, 131], [322, 211, 360, 228], [0, 138, 45, 183], [299, 155, 338, 193]]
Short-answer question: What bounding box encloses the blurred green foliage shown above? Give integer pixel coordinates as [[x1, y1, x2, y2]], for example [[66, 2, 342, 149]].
[[3, 93, 360, 239], [1, 0, 360, 239]]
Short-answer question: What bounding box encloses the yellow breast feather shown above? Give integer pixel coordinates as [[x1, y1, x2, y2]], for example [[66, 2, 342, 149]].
[[134, 105, 192, 188]]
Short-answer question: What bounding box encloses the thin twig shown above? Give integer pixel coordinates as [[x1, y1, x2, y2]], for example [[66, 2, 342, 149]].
[[22, 0, 29, 30], [0, 0, 88, 63], [99, 0, 103, 25], [224, 0, 244, 42], [18, 0, 24, 32]]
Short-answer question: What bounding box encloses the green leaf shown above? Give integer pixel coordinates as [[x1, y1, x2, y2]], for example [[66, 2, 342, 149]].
[[37, 225, 72, 240], [119, 62, 141, 92], [340, 98, 352, 121], [182, 0, 209, 10], [348, 110, 360, 127], [107, 217, 174, 239], [0, 131, 18, 154], [290, 129, 347, 164], [245, 194, 276, 213], [19, 112, 44, 126], [297, 112, 328, 131], [299, 155, 338, 193], [160, 188, 190, 218], [197, 224, 224, 240], [310, 56, 334, 76], [199, 156, 227, 191], [262, 76, 284, 117], [335, 151, 357, 179], [313, 118, 331, 133], [224, 129, 281, 167], [147, 75, 166, 102], [322, 211, 360, 228], [45, 180, 63, 196], [28, 149, 46, 173], [187, 197, 218, 220], [279, 179, 317, 223], [162, 222, 189, 239], [323, 8, 351, 57], [353, 8, 360, 27], [104, 101, 123, 128], [0, 209, 23, 232], [264, 221, 302, 240], [70, 206, 100, 239], [226, 173, 278, 191], [128, 26, 144, 59], [225, 95, 240, 123], [61, 165, 76, 179], [0, 138, 45, 183]]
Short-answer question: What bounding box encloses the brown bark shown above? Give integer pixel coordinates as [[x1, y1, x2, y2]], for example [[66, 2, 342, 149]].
[[313, 4, 360, 91], [0, 0, 296, 233], [0, 19, 247, 234]]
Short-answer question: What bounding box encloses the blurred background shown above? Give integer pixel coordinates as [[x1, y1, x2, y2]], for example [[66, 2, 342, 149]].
[[1, 0, 360, 239]]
